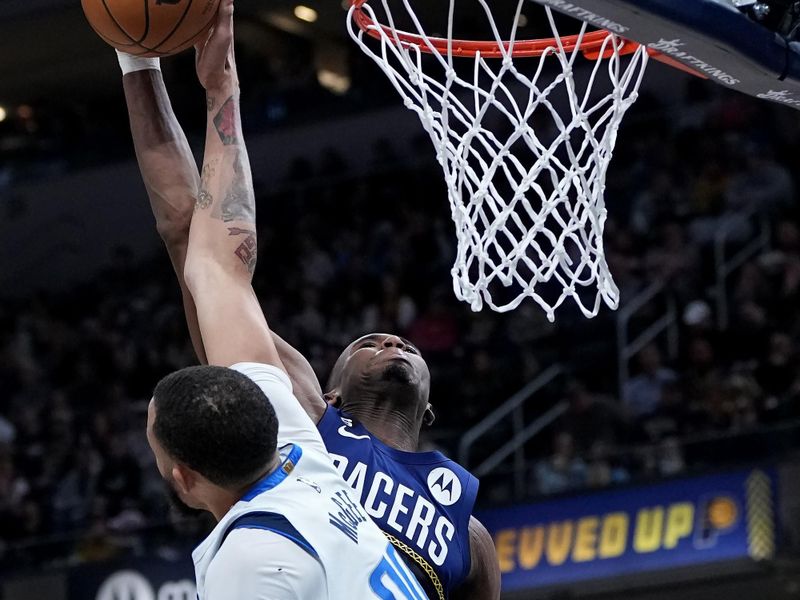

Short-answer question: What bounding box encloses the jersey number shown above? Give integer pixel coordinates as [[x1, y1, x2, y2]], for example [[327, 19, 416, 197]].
[[369, 547, 426, 600]]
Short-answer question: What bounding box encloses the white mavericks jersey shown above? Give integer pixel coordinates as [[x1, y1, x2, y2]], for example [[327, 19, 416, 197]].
[[192, 363, 428, 600]]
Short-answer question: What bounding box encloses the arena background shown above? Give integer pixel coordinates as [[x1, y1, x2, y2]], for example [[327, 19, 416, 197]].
[[2, 0, 800, 598]]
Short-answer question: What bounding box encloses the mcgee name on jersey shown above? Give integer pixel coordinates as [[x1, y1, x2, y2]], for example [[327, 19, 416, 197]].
[[330, 453, 456, 566]]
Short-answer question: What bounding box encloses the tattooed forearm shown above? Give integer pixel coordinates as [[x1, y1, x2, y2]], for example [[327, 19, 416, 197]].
[[212, 149, 255, 223], [213, 96, 238, 145], [195, 159, 218, 211], [196, 189, 212, 211], [228, 227, 257, 273], [228, 227, 255, 236]]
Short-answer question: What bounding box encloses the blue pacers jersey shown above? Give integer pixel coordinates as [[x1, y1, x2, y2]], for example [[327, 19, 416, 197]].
[[318, 406, 479, 600]]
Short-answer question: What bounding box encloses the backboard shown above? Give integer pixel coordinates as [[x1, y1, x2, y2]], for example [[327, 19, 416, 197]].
[[530, 0, 800, 110]]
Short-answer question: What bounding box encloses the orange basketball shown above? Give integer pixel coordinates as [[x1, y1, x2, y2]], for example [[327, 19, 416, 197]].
[[81, 0, 221, 57]]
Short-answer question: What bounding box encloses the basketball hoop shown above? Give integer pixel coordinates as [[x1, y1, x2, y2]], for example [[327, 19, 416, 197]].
[[347, 0, 650, 321]]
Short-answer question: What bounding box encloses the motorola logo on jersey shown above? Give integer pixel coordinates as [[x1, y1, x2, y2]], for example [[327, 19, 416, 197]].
[[427, 468, 462, 506]]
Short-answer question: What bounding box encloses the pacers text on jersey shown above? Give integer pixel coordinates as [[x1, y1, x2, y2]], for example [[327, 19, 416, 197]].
[[331, 453, 456, 566]]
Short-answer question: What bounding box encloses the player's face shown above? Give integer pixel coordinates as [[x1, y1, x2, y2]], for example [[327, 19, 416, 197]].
[[337, 333, 431, 403]]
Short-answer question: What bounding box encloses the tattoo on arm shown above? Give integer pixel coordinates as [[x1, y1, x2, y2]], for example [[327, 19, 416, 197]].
[[228, 227, 257, 273], [195, 159, 218, 211], [213, 149, 255, 223], [205, 95, 254, 222], [213, 96, 238, 146]]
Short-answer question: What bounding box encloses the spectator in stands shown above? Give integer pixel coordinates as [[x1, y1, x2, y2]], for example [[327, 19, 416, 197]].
[[641, 382, 691, 441], [755, 332, 798, 415], [682, 338, 723, 405], [585, 440, 631, 489], [360, 274, 417, 333], [759, 220, 800, 322], [459, 349, 517, 425], [560, 380, 629, 453], [95, 437, 141, 521], [72, 512, 123, 564], [604, 221, 644, 304], [0, 449, 30, 535], [291, 288, 326, 341], [655, 437, 686, 477], [0, 416, 14, 445], [407, 291, 460, 355], [623, 344, 678, 419], [52, 441, 98, 532], [629, 170, 683, 237], [730, 262, 772, 361], [722, 370, 760, 431], [726, 144, 793, 214], [645, 221, 701, 301], [534, 431, 587, 495]]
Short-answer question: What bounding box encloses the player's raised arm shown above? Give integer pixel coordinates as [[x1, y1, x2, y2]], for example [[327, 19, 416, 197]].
[[182, 0, 282, 370], [119, 54, 207, 364], [118, 0, 325, 416], [181, 0, 334, 456], [118, 45, 323, 414], [180, 1, 326, 419]]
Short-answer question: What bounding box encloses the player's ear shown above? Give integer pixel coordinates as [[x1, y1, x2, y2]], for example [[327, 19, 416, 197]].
[[324, 390, 342, 407], [423, 403, 435, 427], [172, 464, 193, 494]]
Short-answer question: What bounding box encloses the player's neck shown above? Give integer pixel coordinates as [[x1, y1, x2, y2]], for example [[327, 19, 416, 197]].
[[206, 453, 282, 521], [347, 404, 421, 452]]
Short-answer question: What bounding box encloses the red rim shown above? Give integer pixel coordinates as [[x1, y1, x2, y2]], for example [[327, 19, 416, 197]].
[[350, 0, 641, 59]]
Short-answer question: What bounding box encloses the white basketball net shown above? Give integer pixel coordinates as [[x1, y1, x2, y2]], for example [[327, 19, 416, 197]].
[[347, 0, 649, 320]]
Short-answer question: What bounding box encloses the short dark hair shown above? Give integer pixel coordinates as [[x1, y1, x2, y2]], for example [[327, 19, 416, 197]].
[[327, 346, 350, 391], [152, 366, 278, 488]]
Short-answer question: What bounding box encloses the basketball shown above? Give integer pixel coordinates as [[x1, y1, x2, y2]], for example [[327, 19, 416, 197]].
[[81, 0, 221, 57]]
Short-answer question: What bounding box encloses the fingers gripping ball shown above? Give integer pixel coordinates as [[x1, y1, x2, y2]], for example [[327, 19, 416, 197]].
[[81, 0, 221, 57]]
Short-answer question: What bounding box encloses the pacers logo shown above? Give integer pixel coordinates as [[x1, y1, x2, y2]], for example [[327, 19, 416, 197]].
[[707, 497, 738, 530], [427, 468, 461, 506], [695, 494, 740, 550]]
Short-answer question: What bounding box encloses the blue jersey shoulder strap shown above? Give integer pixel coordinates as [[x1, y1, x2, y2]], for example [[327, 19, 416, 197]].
[[221, 511, 319, 561]]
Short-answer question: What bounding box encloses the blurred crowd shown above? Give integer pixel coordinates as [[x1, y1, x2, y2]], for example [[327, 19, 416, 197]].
[[2, 77, 800, 567], [0, 37, 394, 192], [531, 81, 800, 497]]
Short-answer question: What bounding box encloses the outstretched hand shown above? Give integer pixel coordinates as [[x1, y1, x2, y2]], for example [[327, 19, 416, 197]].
[[195, 0, 237, 92]]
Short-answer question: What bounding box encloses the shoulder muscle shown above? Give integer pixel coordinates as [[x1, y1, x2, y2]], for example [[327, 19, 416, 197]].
[[451, 516, 501, 600]]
